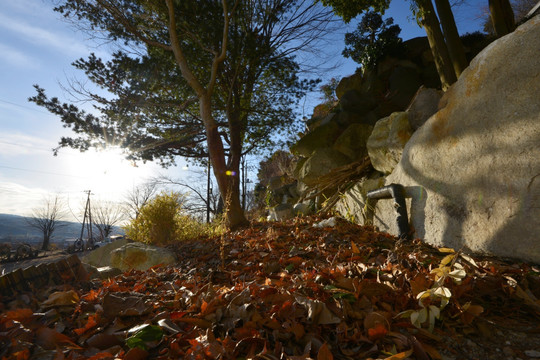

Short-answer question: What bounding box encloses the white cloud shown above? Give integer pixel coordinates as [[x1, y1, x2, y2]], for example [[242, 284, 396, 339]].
[[0, 132, 55, 157], [0, 181, 49, 216], [0, 42, 38, 69], [0, 12, 90, 57]]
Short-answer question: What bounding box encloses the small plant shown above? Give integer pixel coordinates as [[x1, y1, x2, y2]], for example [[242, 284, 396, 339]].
[[398, 248, 481, 332]]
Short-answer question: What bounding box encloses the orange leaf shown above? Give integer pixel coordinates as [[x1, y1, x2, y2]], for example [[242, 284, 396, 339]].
[[12, 349, 30, 360], [368, 323, 388, 341], [287, 256, 304, 266], [351, 241, 361, 254], [74, 314, 98, 336], [4, 308, 34, 324], [87, 353, 115, 360], [201, 300, 208, 313], [175, 317, 212, 329], [81, 290, 100, 302], [170, 311, 187, 320], [317, 342, 334, 360]]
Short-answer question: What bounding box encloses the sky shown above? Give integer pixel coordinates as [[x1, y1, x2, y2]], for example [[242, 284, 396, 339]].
[[0, 0, 486, 220]]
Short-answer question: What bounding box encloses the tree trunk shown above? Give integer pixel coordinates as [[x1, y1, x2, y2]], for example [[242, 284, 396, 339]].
[[433, 0, 468, 77], [417, 0, 457, 90], [42, 233, 50, 251], [489, 0, 516, 37], [200, 95, 248, 229]]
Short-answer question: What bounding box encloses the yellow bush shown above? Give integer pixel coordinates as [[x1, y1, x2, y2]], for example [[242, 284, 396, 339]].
[[124, 191, 224, 245]]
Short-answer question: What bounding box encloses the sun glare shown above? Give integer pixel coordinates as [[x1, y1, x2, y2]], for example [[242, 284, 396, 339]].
[[63, 147, 156, 200]]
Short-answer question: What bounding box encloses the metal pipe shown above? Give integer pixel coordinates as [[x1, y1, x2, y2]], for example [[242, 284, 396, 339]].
[[367, 183, 410, 240]]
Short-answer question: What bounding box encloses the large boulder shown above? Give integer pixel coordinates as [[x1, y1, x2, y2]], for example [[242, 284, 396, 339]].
[[336, 176, 385, 224], [387, 61, 423, 109], [336, 73, 363, 99], [339, 90, 377, 114], [333, 123, 374, 161], [367, 112, 412, 174], [80, 238, 131, 268], [406, 86, 443, 130], [290, 122, 342, 157], [372, 16, 540, 262], [110, 242, 177, 271], [299, 148, 351, 186]]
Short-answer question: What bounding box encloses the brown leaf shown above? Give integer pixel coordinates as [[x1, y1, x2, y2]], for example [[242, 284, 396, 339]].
[[124, 347, 149, 360], [41, 290, 79, 308], [86, 333, 123, 350], [409, 274, 432, 298], [3, 308, 34, 324], [364, 312, 389, 332], [384, 349, 413, 359], [35, 327, 81, 350], [174, 317, 213, 329], [102, 293, 152, 319], [317, 342, 334, 360]]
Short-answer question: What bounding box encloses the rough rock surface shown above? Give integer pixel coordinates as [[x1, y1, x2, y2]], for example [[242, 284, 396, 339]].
[[366, 112, 412, 174], [298, 148, 351, 186], [372, 16, 540, 262], [406, 86, 442, 130], [332, 123, 373, 161], [336, 177, 385, 224], [290, 122, 342, 157], [110, 242, 177, 271], [80, 238, 130, 268]]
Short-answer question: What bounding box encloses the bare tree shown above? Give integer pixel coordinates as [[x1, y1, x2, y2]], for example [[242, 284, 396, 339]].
[[92, 199, 125, 241], [157, 170, 221, 222], [26, 195, 66, 251], [123, 180, 160, 220]]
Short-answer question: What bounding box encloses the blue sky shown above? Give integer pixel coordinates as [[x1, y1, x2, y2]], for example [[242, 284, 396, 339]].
[[0, 0, 486, 219]]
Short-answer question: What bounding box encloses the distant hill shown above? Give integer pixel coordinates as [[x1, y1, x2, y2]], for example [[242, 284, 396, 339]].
[[0, 213, 123, 244]]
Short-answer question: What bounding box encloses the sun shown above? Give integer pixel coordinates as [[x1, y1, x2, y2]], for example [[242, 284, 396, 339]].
[[62, 147, 158, 200]]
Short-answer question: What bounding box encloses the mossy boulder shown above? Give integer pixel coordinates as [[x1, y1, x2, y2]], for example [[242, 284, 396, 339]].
[[336, 72, 363, 99], [299, 148, 351, 186], [290, 122, 342, 157], [332, 123, 374, 161]]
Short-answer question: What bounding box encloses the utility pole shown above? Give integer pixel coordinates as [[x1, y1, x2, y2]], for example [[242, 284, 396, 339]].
[[78, 190, 94, 250]]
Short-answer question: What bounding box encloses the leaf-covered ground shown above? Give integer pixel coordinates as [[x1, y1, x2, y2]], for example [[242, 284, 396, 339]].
[[2, 215, 540, 359]]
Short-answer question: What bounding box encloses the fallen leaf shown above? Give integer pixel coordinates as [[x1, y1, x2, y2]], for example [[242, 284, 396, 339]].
[[384, 349, 413, 359], [317, 342, 333, 360], [41, 290, 80, 308], [86, 332, 123, 350], [296, 296, 341, 325], [35, 327, 82, 350], [351, 241, 361, 254], [102, 293, 152, 319], [368, 323, 388, 341], [74, 314, 98, 336]]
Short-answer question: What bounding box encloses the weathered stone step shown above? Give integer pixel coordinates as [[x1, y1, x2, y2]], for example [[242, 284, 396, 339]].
[[0, 255, 88, 297]]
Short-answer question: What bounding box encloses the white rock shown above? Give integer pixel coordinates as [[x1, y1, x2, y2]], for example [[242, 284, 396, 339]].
[[372, 16, 540, 263], [313, 217, 338, 228], [367, 112, 412, 174], [110, 242, 177, 271]]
